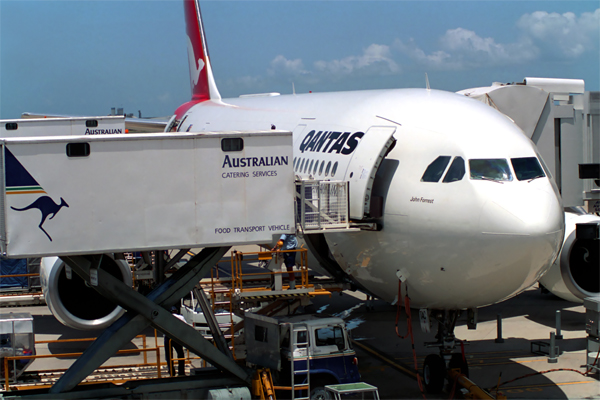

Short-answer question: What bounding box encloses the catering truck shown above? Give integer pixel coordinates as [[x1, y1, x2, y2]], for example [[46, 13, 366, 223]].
[[245, 313, 360, 399], [0, 130, 294, 258]]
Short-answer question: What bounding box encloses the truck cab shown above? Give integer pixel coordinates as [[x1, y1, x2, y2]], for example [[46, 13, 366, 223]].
[[245, 313, 360, 396]]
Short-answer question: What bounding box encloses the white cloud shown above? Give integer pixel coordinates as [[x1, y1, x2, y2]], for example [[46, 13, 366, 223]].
[[517, 9, 600, 58], [261, 44, 400, 85], [394, 38, 456, 69], [441, 28, 536, 65], [314, 44, 400, 77], [395, 28, 537, 70], [268, 55, 309, 77], [232, 8, 599, 93], [394, 8, 598, 71]]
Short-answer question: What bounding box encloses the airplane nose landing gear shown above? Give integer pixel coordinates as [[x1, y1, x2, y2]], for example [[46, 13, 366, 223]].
[[422, 310, 469, 394]]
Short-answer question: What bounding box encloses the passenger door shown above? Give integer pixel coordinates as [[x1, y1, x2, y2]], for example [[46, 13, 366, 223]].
[[346, 126, 396, 219]]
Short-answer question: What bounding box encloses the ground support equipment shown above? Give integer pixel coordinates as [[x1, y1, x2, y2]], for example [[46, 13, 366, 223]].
[[38, 247, 251, 396]]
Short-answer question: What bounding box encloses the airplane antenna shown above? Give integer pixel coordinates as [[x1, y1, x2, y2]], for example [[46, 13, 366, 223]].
[[425, 73, 431, 91], [292, 82, 296, 95]]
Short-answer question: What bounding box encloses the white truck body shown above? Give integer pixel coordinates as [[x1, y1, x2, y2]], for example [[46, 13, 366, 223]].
[[0, 130, 294, 257], [2, 116, 126, 137]]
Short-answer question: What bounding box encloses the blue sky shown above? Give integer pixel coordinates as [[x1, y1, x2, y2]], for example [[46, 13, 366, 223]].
[[1, 1, 598, 119]]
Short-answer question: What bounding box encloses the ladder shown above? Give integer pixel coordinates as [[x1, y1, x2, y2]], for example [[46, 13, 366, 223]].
[[290, 323, 310, 400]]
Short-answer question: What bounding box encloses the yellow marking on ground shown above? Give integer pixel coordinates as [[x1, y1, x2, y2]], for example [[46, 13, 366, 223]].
[[352, 340, 417, 378], [503, 380, 596, 390], [510, 358, 547, 364], [396, 352, 531, 362], [467, 359, 548, 367]]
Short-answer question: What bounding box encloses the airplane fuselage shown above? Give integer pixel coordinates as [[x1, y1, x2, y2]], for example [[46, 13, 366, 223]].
[[178, 88, 565, 309]]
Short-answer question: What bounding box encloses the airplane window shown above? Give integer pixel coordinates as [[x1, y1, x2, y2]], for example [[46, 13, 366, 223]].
[[469, 159, 513, 182], [511, 157, 546, 181], [325, 161, 332, 177], [313, 160, 319, 175], [421, 156, 451, 182], [443, 157, 465, 183], [303, 159, 309, 174], [293, 157, 297, 169], [308, 160, 314, 174], [319, 161, 325, 175], [331, 162, 338, 177], [300, 158, 306, 173]]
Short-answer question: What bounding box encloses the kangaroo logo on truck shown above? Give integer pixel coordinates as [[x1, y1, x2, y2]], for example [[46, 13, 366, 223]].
[[5, 148, 68, 242]]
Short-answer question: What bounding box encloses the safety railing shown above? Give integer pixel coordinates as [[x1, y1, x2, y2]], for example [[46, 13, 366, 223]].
[[196, 247, 340, 363], [2, 335, 159, 391], [0, 273, 42, 296], [158, 318, 219, 376], [296, 180, 349, 231], [231, 248, 309, 293]]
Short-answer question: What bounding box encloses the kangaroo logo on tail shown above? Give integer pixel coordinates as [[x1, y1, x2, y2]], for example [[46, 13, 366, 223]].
[[11, 197, 69, 242]]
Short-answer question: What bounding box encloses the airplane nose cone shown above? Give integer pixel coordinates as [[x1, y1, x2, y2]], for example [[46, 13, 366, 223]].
[[476, 183, 564, 301], [479, 184, 563, 237]]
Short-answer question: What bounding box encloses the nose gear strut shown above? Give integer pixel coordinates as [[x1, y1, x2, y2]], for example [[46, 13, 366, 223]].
[[423, 310, 469, 394]]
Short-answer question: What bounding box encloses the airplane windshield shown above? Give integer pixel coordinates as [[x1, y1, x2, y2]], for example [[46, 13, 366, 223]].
[[421, 156, 451, 182], [443, 157, 465, 183], [469, 159, 513, 182], [511, 157, 546, 181]]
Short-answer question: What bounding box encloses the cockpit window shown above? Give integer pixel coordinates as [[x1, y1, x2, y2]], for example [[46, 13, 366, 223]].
[[443, 157, 465, 183], [511, 157, 545, 181], [469, 159, 513, 182], [421, 156, 451, 182]]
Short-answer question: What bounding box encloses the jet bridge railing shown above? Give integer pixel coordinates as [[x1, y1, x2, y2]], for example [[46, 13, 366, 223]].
[[296, 180, 350, 232]]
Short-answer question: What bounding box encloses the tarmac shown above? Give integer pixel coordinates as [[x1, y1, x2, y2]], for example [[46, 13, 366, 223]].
[[1, 260, 598, 399], [309, 286, 599, 400]]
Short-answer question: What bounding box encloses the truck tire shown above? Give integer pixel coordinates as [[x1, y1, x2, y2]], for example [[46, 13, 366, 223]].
[[310, 386, 332, 400]]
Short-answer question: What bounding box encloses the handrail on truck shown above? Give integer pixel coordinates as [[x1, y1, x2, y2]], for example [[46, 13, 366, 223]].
[[231, 248, 310, 292]]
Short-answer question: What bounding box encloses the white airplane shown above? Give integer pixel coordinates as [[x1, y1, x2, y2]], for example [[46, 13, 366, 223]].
[[173, 0, 564, 306], [39, 0, 565, 392]]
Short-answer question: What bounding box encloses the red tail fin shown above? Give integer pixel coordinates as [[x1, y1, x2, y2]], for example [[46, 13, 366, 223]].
[[175, 0, 221, 118]]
